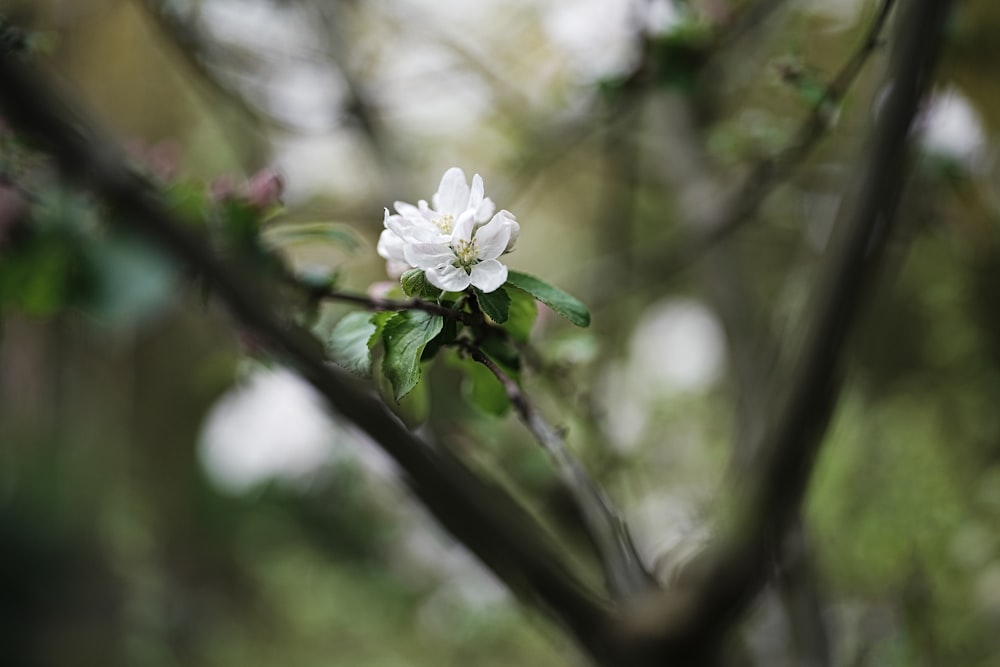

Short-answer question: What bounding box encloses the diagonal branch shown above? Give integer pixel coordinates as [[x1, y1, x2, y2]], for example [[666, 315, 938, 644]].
[[617, 0, 954, 662], [659, 0, 898, 276], [0, 49, 619, 663], [460, 341, 657, 600]]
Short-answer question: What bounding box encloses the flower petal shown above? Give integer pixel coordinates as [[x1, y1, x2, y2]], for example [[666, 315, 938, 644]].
[[433, 167, 470, 216], [394, 200, 430, 221], [376, 228, 406, 262], [387, 214, 445, 244], [475, 196, 496, 222], [469, 174, 485, 211], [469, 259, 508, 293], [427, 264, 471, 291], [504, 216, 520, 253], [404, 242, 455, 270], [450, 209, 478, 244], [472, 212, 512, 260]]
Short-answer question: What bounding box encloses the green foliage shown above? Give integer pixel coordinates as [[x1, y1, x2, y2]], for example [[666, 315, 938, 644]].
[[480, 336, 521, 373], [79, 233, 178, 327], [502, 286, 538, 342], [321, 270, 582, 413], [262, 221, 363, 253], [651, 23, 714, 92], [164, 182, 210, 224], [400, 268, 442, 299], [0, 187, 177, 325], [476, 286, 510, 324], [381, 310, 444, 401], [367, 310, 394, 348], [462, 354, 512, 416], [0, 225, 78, 315], [326, 311, 378, 377], [505, 271, 590, 327]]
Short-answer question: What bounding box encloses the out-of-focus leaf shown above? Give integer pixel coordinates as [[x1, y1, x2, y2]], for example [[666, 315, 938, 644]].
[[165, 182, 210, 225], [296, 266, 339, 292], [220, 199, 261, 250], [652, 23, 714, 92], [480, 336, 521, 373], [381, 311, 443, 401], [503, 287, 538, 342], [476, 287, 510, 324], [327, 311, 377, 377], [462, 355, 511, 417], [263, 222, 363, 252], [505, 271, 590, 327], [80, 233, 179, 327], [0, 235, 76, 315]]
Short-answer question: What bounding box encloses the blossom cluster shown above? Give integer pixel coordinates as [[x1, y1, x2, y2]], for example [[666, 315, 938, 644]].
[[377, 168, 519, 293]]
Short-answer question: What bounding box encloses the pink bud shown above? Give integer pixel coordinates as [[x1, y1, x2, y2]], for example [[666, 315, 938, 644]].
[[246, 168, 284, 209]]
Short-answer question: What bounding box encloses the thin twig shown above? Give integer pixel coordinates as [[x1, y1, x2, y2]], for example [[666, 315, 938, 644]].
[[460, 341, 656, 600], [660, 0, 897, 275], [320, 289, 481, 328]]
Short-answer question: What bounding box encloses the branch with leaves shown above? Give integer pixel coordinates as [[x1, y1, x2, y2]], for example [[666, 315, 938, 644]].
[[0, 46, 625, 663]]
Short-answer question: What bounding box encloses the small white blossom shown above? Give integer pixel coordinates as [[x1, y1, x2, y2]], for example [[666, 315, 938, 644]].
[[377, 168, 519, 292]]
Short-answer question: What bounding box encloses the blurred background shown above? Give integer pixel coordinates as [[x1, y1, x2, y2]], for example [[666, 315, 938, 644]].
[[1, 0, 1000, 665]]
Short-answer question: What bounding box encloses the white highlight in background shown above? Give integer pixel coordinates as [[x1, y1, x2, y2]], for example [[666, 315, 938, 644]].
[[199, 366, 338, 493]]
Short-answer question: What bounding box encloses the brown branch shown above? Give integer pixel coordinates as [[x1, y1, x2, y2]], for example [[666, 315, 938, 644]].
[[0, 47, 620, 663], [617, 0, 954, 662], [320, 289, 481, 328], [461, 341, 657, 600], [660, 0, 897, 275]]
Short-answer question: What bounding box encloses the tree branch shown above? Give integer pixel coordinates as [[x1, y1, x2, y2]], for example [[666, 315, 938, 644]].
[[618, 0, 953, 662], [0, 48, 620, 663], [661, 0, 897, 275], [460, 341, 657, 600], [320, 289, 481, 328]]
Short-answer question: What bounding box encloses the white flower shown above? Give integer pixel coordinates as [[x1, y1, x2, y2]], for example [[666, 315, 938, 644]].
[[406, 210, 516, 292], [377, 168, 519, 292], [376, 226, 410, 278]]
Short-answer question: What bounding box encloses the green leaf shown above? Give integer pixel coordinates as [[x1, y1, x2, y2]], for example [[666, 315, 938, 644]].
[[381, 311, 444, 401], [262, 221, 362, 252], [421, 316, 457, 361], [0, 236, 76, 315], [164, 182, 209, 225], [505, 271, 591, 327], [400, 268, 441, 299], [80, 233, 179, 327], [296, 266, 339, 292], [481, 336, 521, 372], [476, 286, 510, 324], [652, 24, 713, 92], [458, 354, 511, 417], [503, 286, 538, 342], [368, 311, 394, 349], [220, 199, 262, 249], [327, 311, 378, 377]]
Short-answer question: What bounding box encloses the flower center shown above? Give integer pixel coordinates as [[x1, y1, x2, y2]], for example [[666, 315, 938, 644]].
[[454, 238, 479, 269], [433, 214, 454, 234]]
